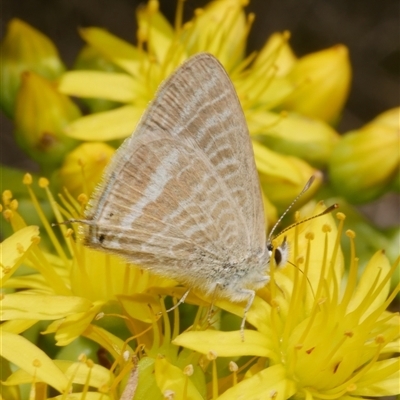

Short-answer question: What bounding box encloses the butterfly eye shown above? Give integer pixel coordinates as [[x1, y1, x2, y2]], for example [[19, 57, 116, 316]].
[[266, 240, 288, 268], [274, 248, 283, 266]]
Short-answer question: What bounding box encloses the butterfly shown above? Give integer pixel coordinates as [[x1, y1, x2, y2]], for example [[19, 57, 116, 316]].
[[77, 53, 291, 335]]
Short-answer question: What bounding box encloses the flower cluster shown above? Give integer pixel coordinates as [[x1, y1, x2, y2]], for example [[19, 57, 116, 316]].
[[1, 0, 399, 398], [1, 180, 399, 398]]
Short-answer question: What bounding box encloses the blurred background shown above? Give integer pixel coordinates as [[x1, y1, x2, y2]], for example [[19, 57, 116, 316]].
[[1, 0, 399, 224]]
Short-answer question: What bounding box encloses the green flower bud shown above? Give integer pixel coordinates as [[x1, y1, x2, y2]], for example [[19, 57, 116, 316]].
[[329, 108, 400, 203], [0, 19, 65, 117], [14, 72, 80, 171], [248, 110, 339, 168]]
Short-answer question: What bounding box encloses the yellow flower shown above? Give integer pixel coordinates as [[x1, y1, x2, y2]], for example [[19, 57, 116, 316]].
[[329, 107, 400, 203], [57, 0, 340, 212], [0, 18, 65, 117], [57, 142, 116, 198], [174, 204, 400, 399], [1, 175, 207, 397]]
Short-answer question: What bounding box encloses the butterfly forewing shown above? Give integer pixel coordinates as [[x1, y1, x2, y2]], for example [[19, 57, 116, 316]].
[[84, 53, 266, 278]]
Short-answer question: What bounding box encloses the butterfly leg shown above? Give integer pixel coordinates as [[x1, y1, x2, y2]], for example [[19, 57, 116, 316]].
[[207, 283, 222, 324], [240, 289, 256, 341], [164, 288, 191, 313]]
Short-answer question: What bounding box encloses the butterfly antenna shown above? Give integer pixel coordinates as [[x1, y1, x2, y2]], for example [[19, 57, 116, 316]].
[[274, 203, 339, 240], [268, 175, 316, 242]]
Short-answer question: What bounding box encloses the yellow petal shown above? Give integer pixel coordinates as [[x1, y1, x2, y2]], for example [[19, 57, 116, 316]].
[[3, 359, 112, 388], [182, 0, 247, 69], [254, 32, 297, 77], [214, 295, 272, 335], [0, 330, 68, 393], [282, 45, 351, 124], [136, 2, 180, 63], [65, 104, 145, 141], [173, 330, 274, 358], [1, 293, 92, 320], [79, 27, 141, 76], [218, 364, 296, 400], [118, 293, 161, 323], [154, 356, 203, 400], [1, 319, 37, 334], [253, 141, 319, 210], [52, 302, 104, 346], [59, 71, 144, 102], [83, 324, 134, 360], [347, 250, 391, 318], [42, 393, 111, 400], [353, 358, 400, 396], [0, 225, 39, 283]]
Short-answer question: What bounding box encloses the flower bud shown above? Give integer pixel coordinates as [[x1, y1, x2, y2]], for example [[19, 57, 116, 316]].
[[248, 110, 339, 168], [58, 142, 115, 198], [0, 19, 65, 117], [329, 108, 400, 203], [253, 32, 296, 77], [282, 45, 351, 124], [181, 0, 247, 68], [253, 141, 320, 213], [14, 72, 80, 170]]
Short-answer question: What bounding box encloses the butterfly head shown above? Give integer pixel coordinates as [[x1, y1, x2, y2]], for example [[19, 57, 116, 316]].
[[267, 236, 289, 269]]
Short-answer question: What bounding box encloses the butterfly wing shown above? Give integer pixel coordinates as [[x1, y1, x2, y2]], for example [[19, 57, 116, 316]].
[[83, 53, 266, 277]]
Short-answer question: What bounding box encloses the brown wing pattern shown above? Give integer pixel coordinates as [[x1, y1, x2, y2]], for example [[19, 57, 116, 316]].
[[84, 53, 266, 275]]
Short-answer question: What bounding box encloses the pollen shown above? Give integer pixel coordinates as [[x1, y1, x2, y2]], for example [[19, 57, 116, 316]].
[[77, 193, 88, 205], [148, 0, 159, 14], [163, 389, 175, 400], [2, 190, 12, 205], [31, 235, 40, 245], [86, 358, 94, 368], [16, 242, 24, 254], [207, 350, 218, 360], [375, 334, 385, 344], [305, 232, 314, 240], [336, 212, 346, 221], [322, 224, 331, 233], [195, 8, 204, 17], [23, 173, 33, 185], [184, 364, 194, 376], [229, 361, 238, 372], [38, 177, 49, 188], [32, 359, 41, 367], [347, 383, 357, 392], [65, 228, 74, 238], [10, 199, 18, 210], [3, 209, 13, 221]]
